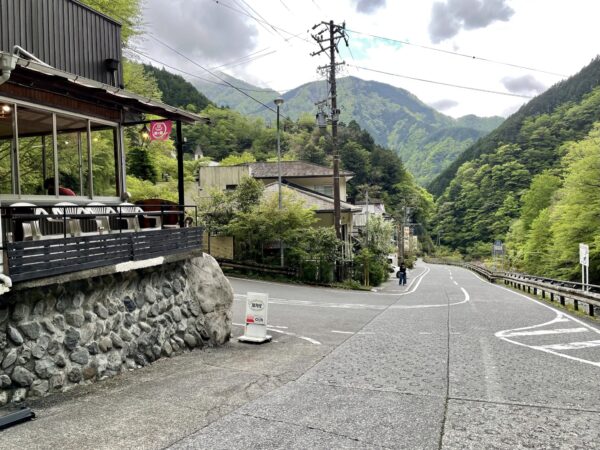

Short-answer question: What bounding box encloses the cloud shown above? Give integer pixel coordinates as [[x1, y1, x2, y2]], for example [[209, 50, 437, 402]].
[[429, 99, 459, 111], [143, 0, 259, 65], [352, 0, 386, 14], [501, 75, 546, 95], [429, 0, 514, 43]]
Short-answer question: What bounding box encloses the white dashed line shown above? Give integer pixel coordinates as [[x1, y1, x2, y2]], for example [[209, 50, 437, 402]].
[[331, 330, 375, 335], [232, 323, 321, 345]]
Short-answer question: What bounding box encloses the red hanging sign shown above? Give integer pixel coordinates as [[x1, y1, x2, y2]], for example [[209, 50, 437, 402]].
[[149, 120, 173, 141]]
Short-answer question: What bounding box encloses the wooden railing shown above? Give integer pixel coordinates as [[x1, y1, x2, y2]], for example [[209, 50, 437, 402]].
[[7, 228, 202, 282]]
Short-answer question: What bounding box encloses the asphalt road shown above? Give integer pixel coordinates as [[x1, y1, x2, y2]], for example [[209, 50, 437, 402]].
[[3, 261, 600, 449], [175, 262, 600, 449]]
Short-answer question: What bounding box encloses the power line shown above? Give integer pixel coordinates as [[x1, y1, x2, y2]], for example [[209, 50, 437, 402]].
[[126, 47, 284, 92], [147, 33, 292, 118], [346, 29, 567, 78], [348, 64, 534, 99], [212, 0, 311, 44]]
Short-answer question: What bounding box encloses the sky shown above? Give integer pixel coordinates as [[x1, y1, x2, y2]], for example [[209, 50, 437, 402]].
[[135, 0, 600, 119]]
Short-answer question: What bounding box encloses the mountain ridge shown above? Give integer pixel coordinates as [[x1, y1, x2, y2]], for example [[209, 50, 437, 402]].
[[191, 73, 503, 185]]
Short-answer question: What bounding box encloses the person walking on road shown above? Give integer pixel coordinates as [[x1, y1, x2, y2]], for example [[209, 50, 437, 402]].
[[398, 262, 407, 286]]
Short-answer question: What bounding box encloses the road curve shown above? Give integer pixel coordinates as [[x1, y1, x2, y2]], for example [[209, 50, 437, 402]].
[[173, 261, 600, 449]]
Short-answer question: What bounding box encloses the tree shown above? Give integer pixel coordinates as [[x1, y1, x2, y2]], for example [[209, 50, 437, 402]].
[[227, 190, 316, 263], [127, 147, 157, 182]]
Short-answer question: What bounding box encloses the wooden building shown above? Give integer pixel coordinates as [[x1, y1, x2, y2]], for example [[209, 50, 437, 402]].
[[0, 0, 206, 284]]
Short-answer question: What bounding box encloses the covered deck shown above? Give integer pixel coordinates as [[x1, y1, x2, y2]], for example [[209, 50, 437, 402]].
[[0, 52, 206, 284]]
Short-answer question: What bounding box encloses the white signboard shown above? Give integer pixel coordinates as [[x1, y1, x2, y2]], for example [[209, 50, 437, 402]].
[[238, 292, 272, 344], [579, 243, 589, 266]]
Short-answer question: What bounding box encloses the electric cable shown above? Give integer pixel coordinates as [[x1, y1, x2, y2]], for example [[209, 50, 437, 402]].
[[346, 29, 567, 78], [348, 64, 534, 98]]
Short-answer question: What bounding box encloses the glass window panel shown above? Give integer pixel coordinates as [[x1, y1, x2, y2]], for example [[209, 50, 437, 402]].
[[0, 103, 14, 194], [18, 107, 54, 195], [55, 114, 89, 197], [91, 126, 117, 197]]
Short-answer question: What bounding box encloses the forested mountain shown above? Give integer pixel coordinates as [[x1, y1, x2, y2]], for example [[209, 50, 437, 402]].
[[192, 72, 279, 116], [433, 56, 600, 281], [143, 65, 213, 112], [429, 57, 600, 196], [192, 75, 503, 185]]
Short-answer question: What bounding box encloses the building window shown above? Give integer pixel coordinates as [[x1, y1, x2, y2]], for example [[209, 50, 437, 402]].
[[0, 100, 120, 199], [313, 184, 333, 197], [225, 184, 238, 191], [0, 102, 14, 194]]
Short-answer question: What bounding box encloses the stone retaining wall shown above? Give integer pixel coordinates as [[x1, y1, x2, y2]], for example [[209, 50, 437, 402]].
[[0, 254, 233, 405]]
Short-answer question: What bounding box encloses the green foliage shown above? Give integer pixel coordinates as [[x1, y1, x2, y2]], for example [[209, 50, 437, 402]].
[[519, 171, 561, 231], [431, 56, 600, 196], [504, 125, 600, 282], [127, 147, 157, 183], [142, 65, 212, 112], [122, 60, 162, 100], [126, 176, 177, 202], [220, 152, 256, 166], [227, 191, 317, 263], [194, 74, 502, 185]]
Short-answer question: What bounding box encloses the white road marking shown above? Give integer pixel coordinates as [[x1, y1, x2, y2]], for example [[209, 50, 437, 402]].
[[232, 322, 321, 345], [331, 330, 375, 335], [232, 266, 432, 310], [453, 281, 458, 286], [229, 266, 430, 297], [461, 266, 600, 368], [503, 327, 589, 337], [533, 340, 600, 351], [391, 286, 470, 309]]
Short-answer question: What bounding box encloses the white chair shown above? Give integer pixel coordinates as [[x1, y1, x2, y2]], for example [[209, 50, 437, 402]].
[[48, 202, 84, 237], [118, 203, 144, 232], [9, 202, 44, 241], [85, 202, 117, 234]]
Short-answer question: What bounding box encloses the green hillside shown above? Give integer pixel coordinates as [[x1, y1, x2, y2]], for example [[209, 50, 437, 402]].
[[193, 75, 503, 185], [429, 57, 600, 196], [432, 56, 600, 282], [143, 65, 213, 112]]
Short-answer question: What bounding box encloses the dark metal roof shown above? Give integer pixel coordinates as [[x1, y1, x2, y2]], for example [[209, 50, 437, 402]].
[[3, 53, 206, 124], [248, 161, 353, 179], [0, 0, 124, 86]]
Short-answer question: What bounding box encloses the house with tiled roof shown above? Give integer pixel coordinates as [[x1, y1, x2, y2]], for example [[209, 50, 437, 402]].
[[197, 161, 354, 201], [196, 161, 359, 259]]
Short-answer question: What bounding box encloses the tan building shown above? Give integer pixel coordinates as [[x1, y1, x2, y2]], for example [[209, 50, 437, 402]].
[[197, 161, 353, 201], [197, 161, 359, 260]]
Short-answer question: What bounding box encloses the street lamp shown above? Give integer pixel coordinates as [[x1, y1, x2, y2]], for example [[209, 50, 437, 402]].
[[274, 97, 284, 267]]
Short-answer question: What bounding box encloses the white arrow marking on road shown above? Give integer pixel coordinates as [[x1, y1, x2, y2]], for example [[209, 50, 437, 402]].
[[533, 340, 600, 351], [503, 327, 589, 337], [469, 270, 600, 368]]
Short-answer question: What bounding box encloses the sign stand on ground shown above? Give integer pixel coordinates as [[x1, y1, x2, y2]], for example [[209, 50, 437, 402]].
[[238, 292, 272, 344]]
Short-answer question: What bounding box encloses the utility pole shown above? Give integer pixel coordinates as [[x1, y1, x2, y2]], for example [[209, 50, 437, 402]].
[[311, 20, 348, 241], [365, 188, 369, 248]]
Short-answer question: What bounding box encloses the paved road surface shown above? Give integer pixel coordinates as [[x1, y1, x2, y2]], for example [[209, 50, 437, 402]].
[[3, 261, 600, 449]]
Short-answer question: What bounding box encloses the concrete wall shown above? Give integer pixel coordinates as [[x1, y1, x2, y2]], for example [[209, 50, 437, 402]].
[[197, 166, 250, 198], [0, 254, 233, 405]]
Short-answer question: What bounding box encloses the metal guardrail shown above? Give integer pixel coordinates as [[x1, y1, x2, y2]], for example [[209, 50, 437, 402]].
[[426, 258, 600, 317]]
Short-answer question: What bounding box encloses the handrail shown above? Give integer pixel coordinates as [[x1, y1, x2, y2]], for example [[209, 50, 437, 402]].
[[426, 257, 600, 316]]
